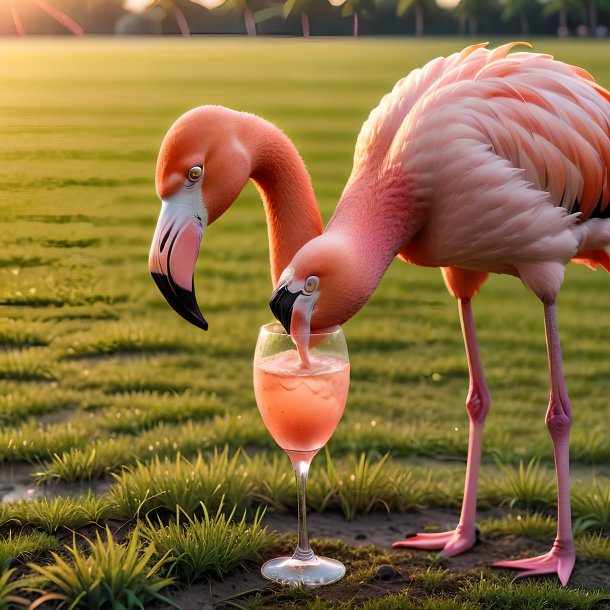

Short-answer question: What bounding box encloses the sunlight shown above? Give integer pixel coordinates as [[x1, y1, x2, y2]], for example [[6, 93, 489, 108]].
[[191, 0, 227, 9], [122, 0, 155, 13], [328, 0, 347, 6], [436, 0, 460, 8]]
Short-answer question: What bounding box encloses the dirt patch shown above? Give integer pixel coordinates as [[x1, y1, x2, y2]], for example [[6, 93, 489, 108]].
[[158, 509, 610, 609]]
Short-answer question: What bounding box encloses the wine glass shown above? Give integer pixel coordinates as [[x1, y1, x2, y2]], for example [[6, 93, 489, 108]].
[[253, 322, 350, 586]]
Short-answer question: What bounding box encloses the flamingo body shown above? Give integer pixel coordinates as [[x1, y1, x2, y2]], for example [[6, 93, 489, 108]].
[[270, 43, 610, 586]]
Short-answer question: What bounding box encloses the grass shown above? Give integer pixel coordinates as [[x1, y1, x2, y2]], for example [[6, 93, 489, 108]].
[[140, 501, 268, 583], [1, 36, 610, 607], [27, 527, 179, 609], [0, 532, 56, 569]]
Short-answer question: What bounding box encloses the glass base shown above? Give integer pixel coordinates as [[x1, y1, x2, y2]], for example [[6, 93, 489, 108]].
[[261, 555, 345, 587]]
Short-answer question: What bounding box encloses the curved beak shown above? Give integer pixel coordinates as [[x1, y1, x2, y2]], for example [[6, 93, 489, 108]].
[[149, 197, 208, 331], [269, 283, 302, 334], [269, 271, 319, 336]]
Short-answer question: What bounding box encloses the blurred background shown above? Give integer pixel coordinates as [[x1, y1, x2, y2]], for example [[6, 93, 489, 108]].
[[1, 0, 610, 39]]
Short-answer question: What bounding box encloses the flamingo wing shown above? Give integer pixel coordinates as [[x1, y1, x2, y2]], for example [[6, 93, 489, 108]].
[[390, 45, 610, 275]]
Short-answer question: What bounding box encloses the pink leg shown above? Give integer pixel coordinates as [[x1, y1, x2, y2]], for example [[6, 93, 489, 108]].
[[394, 298, 489, 556], [493, 302, 575, 586]]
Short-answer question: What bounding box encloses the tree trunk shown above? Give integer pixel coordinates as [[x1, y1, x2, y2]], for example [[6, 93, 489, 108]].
[[353, 12, 358, 37], [519, 11, 529, 37], [559, 7, 567, 29], [10, 1, 27, 36], [244, 5, 256, 36], [588, 0, 597, 33], [415, 4, 423, 37], [468, 15, 477, 37], [302, 12, 310, 38], [172, 6, 190, 37]]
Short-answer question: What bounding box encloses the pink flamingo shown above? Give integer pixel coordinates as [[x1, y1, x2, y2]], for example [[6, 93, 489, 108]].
[[149, 105, 323, 330], [268, 42, 610, 586]]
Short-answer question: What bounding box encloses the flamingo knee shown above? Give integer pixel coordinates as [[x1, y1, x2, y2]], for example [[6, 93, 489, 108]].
[[466, 384, 490, 424]]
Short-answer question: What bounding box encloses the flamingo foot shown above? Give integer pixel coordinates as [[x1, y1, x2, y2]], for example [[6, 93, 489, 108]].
[[492, 543, 575, 586], [392, 527, 479, 557]]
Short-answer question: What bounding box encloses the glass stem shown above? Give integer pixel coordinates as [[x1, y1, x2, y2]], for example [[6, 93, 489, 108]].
[[291, 458, 315, 562]]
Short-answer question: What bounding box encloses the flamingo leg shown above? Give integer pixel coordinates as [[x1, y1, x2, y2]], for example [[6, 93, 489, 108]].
[[394, 298, 489, 556], [493, 301, 575, 586]]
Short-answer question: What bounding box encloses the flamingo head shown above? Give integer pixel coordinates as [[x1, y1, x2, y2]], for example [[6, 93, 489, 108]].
[[270, 234, 364, 335], [149, 106, 251, 331]]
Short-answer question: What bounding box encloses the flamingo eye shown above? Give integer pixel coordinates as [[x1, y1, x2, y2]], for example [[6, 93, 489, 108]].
[[188, 166, 203, 182], [303, 276, 319, 295]]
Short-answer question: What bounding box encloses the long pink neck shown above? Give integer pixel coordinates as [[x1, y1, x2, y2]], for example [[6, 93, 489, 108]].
[[247, 119, 324, 285], [326, 170, 420, 314]]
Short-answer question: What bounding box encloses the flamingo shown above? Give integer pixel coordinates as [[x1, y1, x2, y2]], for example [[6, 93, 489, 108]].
[[267, 42, 610, 586], [148, 105, 323, 330]]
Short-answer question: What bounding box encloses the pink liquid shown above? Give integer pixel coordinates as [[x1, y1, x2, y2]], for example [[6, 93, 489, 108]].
[[254, 350, 350, 454]]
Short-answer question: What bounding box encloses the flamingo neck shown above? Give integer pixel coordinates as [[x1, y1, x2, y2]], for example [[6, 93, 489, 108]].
[[325, 172, 420, 316], [247, 119, 323, 286]]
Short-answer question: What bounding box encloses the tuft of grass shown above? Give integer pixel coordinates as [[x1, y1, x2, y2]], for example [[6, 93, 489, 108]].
[[480, 512, 557, 540], [109, 447, 254, 519], [97, 390, 224, 433], [0, 320, 50, 348], [247, 451, 294, 512], [27, 526, 180, 610], [572, 478, 610, 530], [0, 349, 55, 382], [497, 459, 556, 510], [33, 439, 132, 483], [17, 496, 92, 534], [575, 532, 610, 563], [318, 451, 393, 520], [0, 532, 56, 569], [0, 420, 90, 464], [461, 574, 609, 609], [140, 500, 267, 583], [411, 566, 453, 591], [0, 568, 29, 609]]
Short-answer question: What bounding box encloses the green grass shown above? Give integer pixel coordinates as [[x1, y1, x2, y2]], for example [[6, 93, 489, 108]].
[[140, 501, 268, 583], [27, 527, 179, 609], [1, 36, 610, 607]]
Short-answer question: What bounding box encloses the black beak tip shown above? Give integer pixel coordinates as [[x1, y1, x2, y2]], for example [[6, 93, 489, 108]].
[[269, 285, 301, 335], [151, 272, 208, 332]]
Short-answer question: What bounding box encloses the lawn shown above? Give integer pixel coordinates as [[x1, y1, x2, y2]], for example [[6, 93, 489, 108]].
[[0, 36, 609, 608]]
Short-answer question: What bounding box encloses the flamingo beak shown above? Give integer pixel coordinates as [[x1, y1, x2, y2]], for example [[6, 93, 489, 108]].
[[269, 271, 319, 335], [149, 193, 208, 331], [269, 282, 302, 334]]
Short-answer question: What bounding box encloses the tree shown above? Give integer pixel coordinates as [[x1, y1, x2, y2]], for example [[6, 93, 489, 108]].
[[333, 0, 376, 37], [454, 0, 495, 36], [7, 0, 83, 36], [500, 0, 534, 35], [396, 0, 436, 37], [283, 0, 319, 37], [539, 0, 586, 31], [222, 0, 260, 35], [123, 0, 192, 36]]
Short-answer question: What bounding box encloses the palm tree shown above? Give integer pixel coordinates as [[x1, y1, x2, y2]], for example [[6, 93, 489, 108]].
[[283, 0, 319, 37], [333, 0, 376, 37], [500, 0, 533, 35], [539, 0, 585, 31], [222, 0, 260, 35], [7, 0, 83, 36], [396, 0, 435, 37], [123, 0, 191, 36], [454, 0, 494, 36]]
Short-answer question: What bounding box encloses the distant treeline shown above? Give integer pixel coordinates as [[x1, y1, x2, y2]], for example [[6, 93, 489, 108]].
[[1, 0, 609, 38]]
